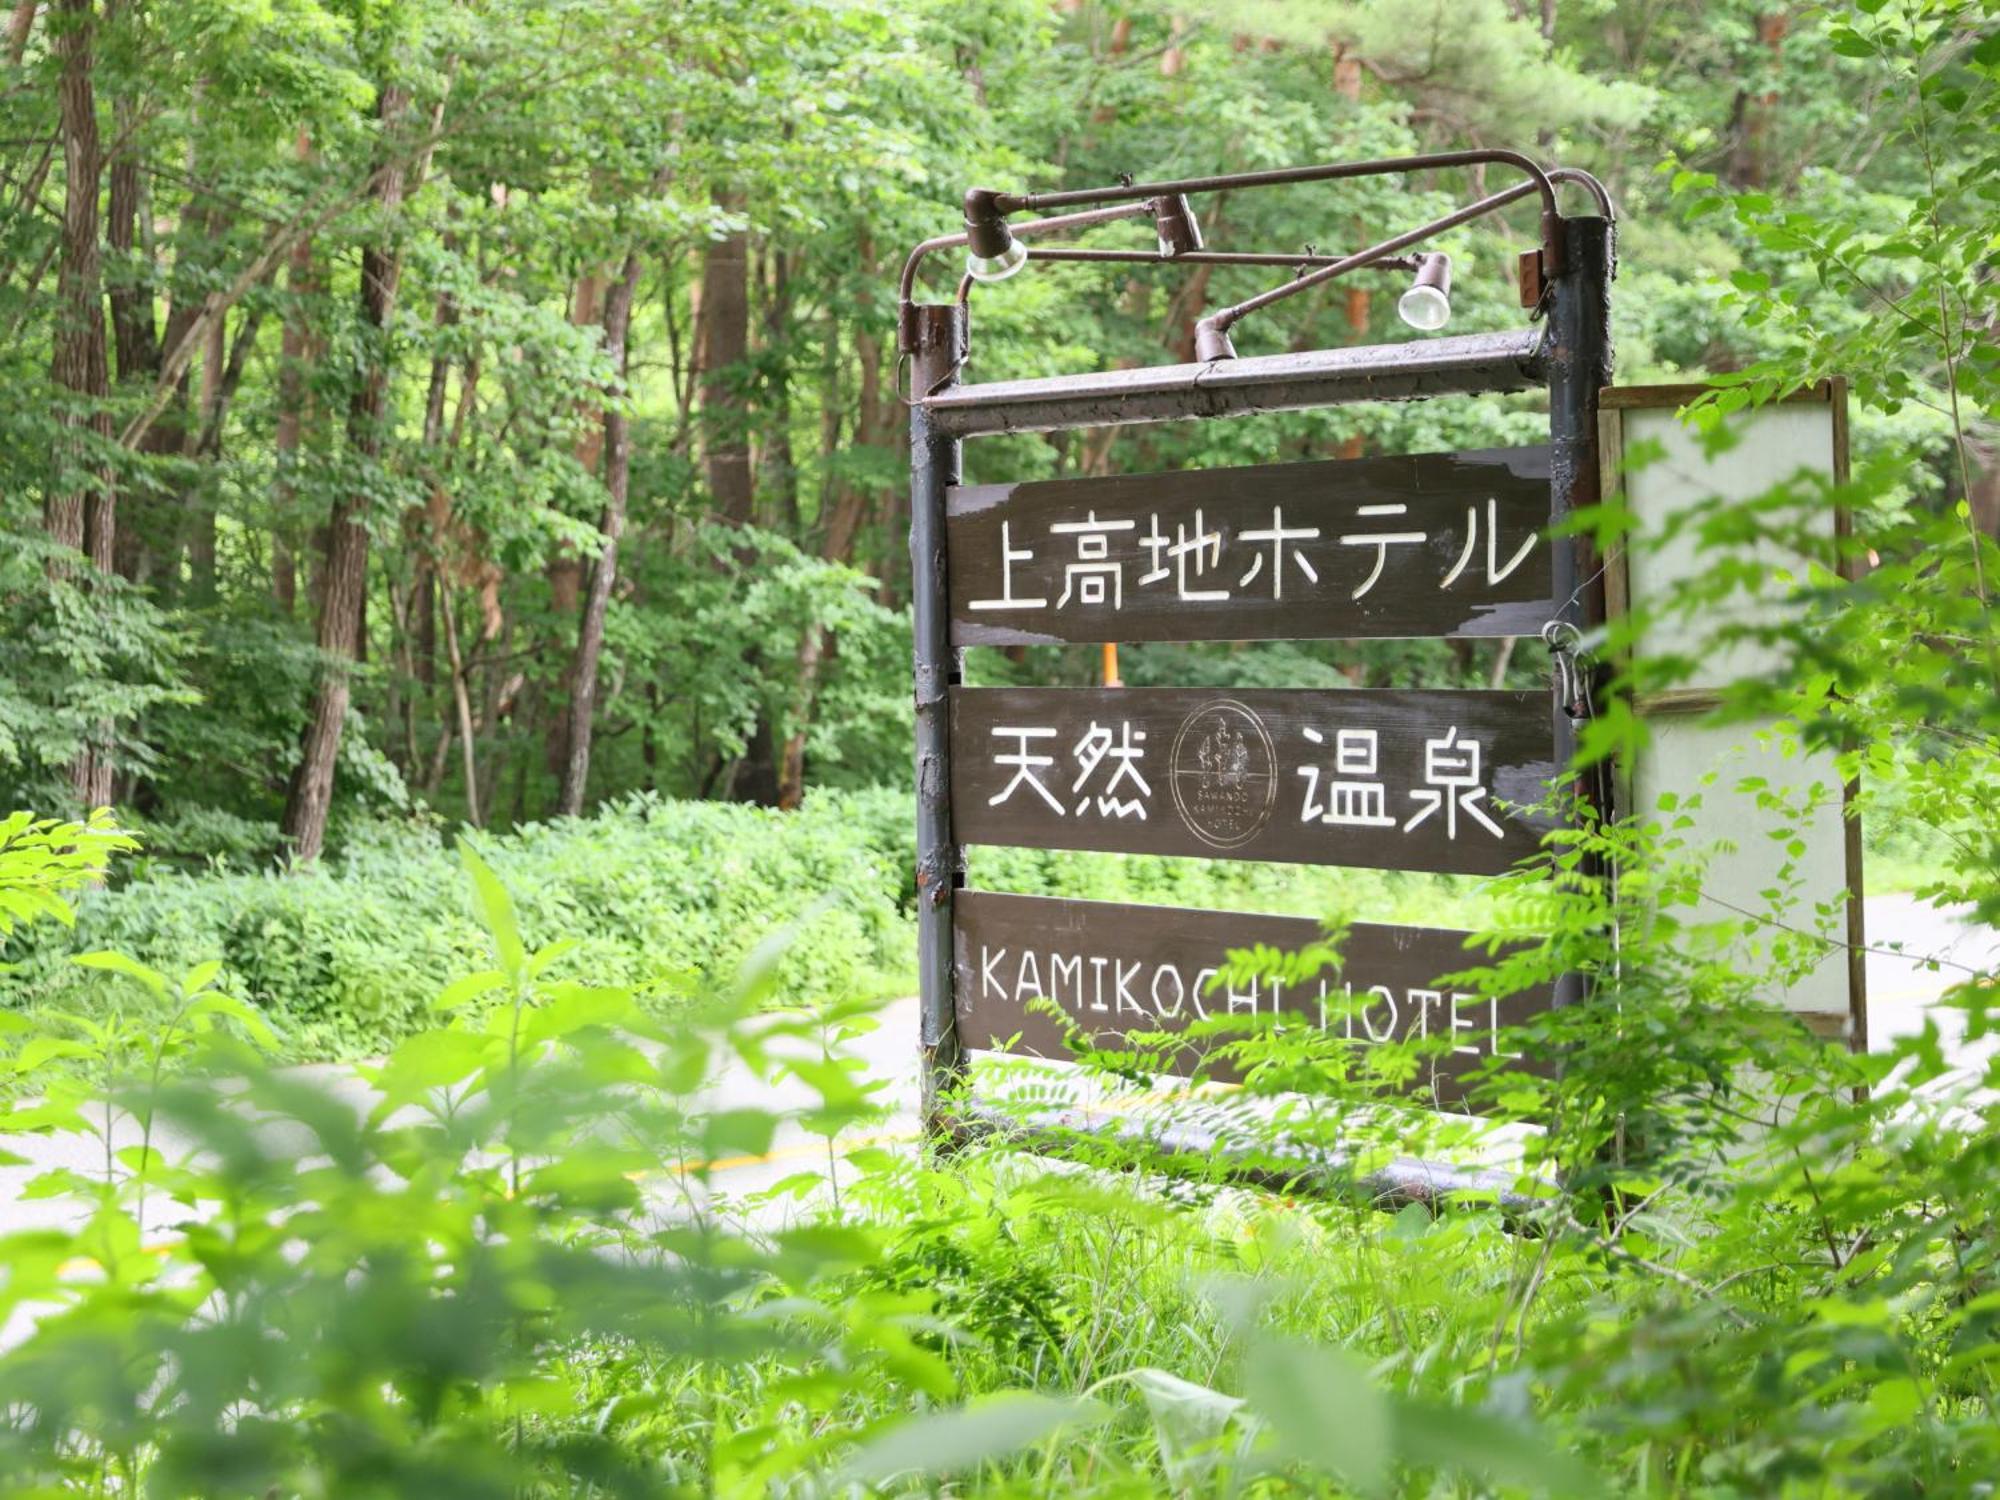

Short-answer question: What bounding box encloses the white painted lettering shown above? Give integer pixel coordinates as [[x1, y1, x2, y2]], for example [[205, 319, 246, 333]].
[[1227, 974, 1258, 1016], [1115, 959, 1144, 1017], [1052, 953, 1082, 1009], [1411, 988, 1441, 1039], [981, 945, 1007, 1000], [1193, 968, 1217, 1020], [1014, 951, 1043, 1004], [1361, 984, 1398, 1042], [1451, 992, 1481, 1057]]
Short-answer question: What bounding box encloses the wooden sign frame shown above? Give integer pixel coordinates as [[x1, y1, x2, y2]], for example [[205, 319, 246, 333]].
[[907, 216, 1616, 1142]]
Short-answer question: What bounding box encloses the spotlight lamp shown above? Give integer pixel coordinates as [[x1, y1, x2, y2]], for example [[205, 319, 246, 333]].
[[962, 187, 1027, 283], [1397, 252, 1452, 331]]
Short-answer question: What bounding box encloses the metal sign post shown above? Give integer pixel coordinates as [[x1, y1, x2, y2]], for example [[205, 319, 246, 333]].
[[909, 301, 968, 1126], [903, 153, 1615, 1167]]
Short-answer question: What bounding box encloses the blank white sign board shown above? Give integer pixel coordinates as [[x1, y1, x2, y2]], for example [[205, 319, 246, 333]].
[[1600, 384, 1865, 1045]]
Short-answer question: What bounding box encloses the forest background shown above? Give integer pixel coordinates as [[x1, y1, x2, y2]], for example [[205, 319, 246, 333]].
[[8, 0, 1960, 837], [0, 0, 1982, 1039], [4, 1, 2000, 1493]]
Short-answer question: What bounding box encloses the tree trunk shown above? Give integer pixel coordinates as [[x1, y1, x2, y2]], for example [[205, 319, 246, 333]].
[[281, 82, 412, 863], [757, 245, 798, 532], [542, 269, 604, 780], [180, 308, 225, 599], [398, 274, 458, 774], [1728, 12, 1789, 189], [48, 0, 106, 557], [50, 0, 113, 807], [272, 132, 317, 615], [1967, 436, 2000, 540], [104, 73, 170, 584], [555, 251, 642, 816], [778, 253, 891, 811], [697, 190, 753, 524], [698, 190, 779, 803], [775, 626, 822, 811], [7, 0, 36, 63], [439, 581, 481, 826], [104, 123, 155, 391], [547, 269, 604, 616]]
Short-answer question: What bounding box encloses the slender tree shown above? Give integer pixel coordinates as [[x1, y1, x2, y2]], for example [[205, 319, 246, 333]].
[[281, 82, 413, 862], [697, 189, 753, 525], [48, 0, 113, 806], [556, 250, 642, 816]]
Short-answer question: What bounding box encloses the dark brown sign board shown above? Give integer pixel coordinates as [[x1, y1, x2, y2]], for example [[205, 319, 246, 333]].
[[947, 445, 1552, 646], [954, 890, 1551, 1109], [951, 686, 1556, 878]]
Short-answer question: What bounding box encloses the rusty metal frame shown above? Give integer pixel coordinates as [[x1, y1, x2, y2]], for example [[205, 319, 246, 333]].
[[921, 327, 1549, 438], [904, 152, 1615, 1207], [899, 157, 1614, 356]]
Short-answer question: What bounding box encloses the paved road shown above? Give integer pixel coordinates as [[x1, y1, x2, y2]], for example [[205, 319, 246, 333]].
[[1859, 893, 2000, 1055], [2, 895, 1995, 1234]]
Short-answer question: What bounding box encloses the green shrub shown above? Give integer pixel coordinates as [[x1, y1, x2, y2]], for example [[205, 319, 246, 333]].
[[1, 789, 917, 1058], [2, 785, 1496, 1060]]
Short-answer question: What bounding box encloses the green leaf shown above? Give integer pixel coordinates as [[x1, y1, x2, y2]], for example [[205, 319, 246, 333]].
[[15, 1036, 96, 1071], [703, 1107, 779, 1162], [366, 1030, 488, 1114], [1244, 1338, 1391, 1492], [841, 1392, 1110, 1484], [1121, 1368, 1247, 1485], [1392, 1399, 1606, 1498], [186, 992, 283, 1051], [459, 842, 526, 981], [527, 937, 580, 979], [72, 950, 171, 1001], [433, 969, 508, 1013], [521, 983, 639, 1045]]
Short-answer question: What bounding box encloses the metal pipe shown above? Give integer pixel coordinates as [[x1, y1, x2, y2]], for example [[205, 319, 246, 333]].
[[1021, 247, 1423, 271], [955, 247, 1426, 318], [1197, 179, 1547, 349], [987, 148, 1561, 253], [1550, 166, 1616, 220], [908, 303, 969, 1132], [899, 200, 1157, 327]]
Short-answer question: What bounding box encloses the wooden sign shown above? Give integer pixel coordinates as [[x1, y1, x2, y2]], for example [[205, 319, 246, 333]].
[[951, 686, 1556, 877], [947, 445, 1552, 646], [953, 890, 1552, 1107]]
